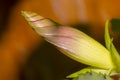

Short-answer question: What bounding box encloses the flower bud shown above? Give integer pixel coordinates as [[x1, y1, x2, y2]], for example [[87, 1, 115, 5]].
[[22, 11, 115, 70]]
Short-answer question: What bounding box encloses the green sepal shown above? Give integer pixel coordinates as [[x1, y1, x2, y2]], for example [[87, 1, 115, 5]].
[[105, 20, 120, 72]]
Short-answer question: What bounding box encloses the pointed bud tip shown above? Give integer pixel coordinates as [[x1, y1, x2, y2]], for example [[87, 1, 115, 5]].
[[21, 10, 27, 16], [21, 10, 45, 19], [21, 10, 36, 17], [21, 10, 33, 17]]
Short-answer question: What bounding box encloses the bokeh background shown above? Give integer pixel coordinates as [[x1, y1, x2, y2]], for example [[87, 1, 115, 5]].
[[0, 0, 120, 80]]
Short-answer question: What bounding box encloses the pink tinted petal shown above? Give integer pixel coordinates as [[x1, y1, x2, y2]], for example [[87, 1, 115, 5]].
[[46, 26, 114, 69]]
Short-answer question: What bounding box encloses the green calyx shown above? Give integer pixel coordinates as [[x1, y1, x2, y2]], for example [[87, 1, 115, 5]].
[[105, 20, 120, 72]]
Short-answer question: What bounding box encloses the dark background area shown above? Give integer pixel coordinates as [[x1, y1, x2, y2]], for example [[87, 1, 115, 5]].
[[0, 0, 18, 35], [20, 41, 86, 80]]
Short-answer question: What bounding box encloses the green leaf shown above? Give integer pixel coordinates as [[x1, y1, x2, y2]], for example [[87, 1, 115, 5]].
[[67, 67, 107, 78], [105, 20, 120, 72], [73, 71, 113, 80], [67, 67, 117, 78]]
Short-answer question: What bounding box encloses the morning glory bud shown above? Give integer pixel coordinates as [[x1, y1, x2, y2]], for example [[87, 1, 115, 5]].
[[22, 11, 115, 70]]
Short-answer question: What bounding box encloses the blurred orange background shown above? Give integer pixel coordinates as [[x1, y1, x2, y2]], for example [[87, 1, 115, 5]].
[[0, 0, 120, 80]]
